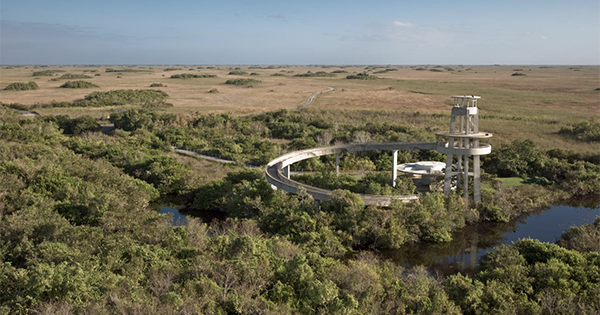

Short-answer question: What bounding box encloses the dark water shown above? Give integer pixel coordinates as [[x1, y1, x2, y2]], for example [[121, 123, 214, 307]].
[[159, 207, 189, 226], [161, 203, 599, 275], [159, 206, 226, 225], [382, 204, 599, 276]]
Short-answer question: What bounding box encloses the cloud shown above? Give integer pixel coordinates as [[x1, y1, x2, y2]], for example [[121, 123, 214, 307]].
[[329, 21, 455, 47], [393, 21, 414, 28]]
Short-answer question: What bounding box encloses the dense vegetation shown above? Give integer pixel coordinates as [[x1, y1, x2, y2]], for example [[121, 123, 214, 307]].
[[294, 71, 336, 78], [225, 78, 261, 87], [559, 121, 600, 142], [170, 73, 217, 79], [105, 68, 152, 73], [32, 70, 65, 76], [1, 105, 598, 314], [3, 81, 39, 91], [59, 81, 100, 88], [21, 89, 171, 109], [346, 73, 379, 80], [228, 70, 248, 75], [58, 73, 92, 79]]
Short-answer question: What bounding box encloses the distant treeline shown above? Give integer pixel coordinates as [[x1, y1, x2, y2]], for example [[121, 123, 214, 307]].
[[3, 81, 39, 91], [170, 73, 217, 79]]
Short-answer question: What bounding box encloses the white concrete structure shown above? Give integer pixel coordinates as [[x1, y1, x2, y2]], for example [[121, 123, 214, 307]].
[[436, 96, 492, 204], [265, 142, 438, 206], [265, 95, 493, 207]]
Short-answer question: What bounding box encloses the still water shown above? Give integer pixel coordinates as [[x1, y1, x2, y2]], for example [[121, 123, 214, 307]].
[[161, 203, 598, 275], [159, 207, 189, 226], [382, 204, 599, 275]]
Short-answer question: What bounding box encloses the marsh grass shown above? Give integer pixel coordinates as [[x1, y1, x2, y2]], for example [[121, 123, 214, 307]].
[[1, 65, 598, 153]]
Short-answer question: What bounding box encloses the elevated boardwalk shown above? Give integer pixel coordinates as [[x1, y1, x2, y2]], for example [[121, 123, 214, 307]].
[[265, 142, 438, 206]]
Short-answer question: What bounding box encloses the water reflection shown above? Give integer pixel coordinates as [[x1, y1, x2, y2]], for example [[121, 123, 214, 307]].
[[382, 204, 600, 276], [160, 207, 189, 226]]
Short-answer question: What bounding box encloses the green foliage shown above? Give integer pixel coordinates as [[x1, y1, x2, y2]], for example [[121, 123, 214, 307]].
[[512, 72, 527, 76], [294, 71, 336, 77], [346, 73, 379, 80], [59, 81, 99, 88], [3, 81, 39, 91], [43, 115, 101, 135], [170, 73, 217, 79], [109, 108, 177, 131], [483, 139, 544, 177], [105, 68, 151, 73], [225, 78, 261, 87], [58, 73, 92, 79], [373, 68, 398, 74], [557, 216, 600, 252], [429, 69, 443, 72], [559, 121, 600, 142], [33, 70, 65, 76], [149, 83, 165, 87], [228, 70, 248, 75]]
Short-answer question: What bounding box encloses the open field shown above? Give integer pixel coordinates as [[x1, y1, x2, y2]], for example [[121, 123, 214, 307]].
[[1, 64, 598, 152]]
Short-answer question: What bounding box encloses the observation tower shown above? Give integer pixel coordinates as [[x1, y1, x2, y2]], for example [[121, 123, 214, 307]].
[[436, 96, 492, 204]]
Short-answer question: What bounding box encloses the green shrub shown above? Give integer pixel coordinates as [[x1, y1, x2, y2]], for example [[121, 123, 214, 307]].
[[163, 67, 182, 71], [270, 73, 285, 76], [228, 70, 248, 75], [512, 72, 526, 76], [3, 82, 39, 91], [58, 73, 92, 79], [250, 72, 260, 76], [105, 68, 151, 73], [429, 69, 443, 72], [559, 121, 600, 142], [294, 71, 336, 77], [225, 78, 260, 87], [32, 70, 64, 76], [170, 73, 217, 79], [59, 81, 99, 89], [346, 73, 378, 80], [150, 83, 165, 87]]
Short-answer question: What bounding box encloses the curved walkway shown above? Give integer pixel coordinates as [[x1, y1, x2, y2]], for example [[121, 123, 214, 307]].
[[265, 142, 438, 206]]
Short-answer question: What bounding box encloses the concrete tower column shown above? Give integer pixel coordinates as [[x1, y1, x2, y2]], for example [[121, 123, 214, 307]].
[[436, 96, 492, 205], [392, 150, 398, 187]]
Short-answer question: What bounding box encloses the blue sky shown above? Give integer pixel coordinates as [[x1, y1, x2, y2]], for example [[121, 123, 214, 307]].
[[1, 0, 598, 65]]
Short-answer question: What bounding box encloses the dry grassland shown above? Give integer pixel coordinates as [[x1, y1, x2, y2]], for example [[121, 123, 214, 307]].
[[1, 65, 598, 152]]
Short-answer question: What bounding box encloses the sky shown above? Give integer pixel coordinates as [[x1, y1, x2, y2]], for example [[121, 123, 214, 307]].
[[1, 0, 598, 65]]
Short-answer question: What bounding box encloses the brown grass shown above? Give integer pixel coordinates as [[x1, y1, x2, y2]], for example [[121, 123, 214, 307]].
[[1, 65, 598, 153]]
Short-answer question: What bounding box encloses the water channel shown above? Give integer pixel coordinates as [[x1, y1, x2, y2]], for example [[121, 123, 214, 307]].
[[381, 203, 599, 275], [160, 203, 599, 275]]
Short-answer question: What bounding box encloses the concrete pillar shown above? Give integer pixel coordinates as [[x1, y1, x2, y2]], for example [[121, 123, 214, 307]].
[[443, 150, 453, 194], [283, 165, 290, 179], [474, 155, 481, 203], [463, 137, 470, 202], [392, 150, 398, 187], [335, 153, 340, 175]]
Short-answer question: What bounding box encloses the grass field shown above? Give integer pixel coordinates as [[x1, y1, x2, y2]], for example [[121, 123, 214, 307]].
[[1, 64, 598, 153]]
